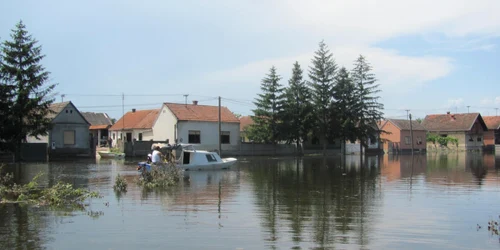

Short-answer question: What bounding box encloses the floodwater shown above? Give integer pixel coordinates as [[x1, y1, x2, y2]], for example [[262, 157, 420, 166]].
[[1, 153, 500, 250]]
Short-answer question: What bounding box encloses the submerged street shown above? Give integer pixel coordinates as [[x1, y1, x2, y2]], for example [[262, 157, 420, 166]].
[[1, 153, 500, 249]]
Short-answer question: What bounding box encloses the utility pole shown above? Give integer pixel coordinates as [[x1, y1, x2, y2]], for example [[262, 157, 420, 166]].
[[61, 94, 65, 102], [467, 106, 470, 113], [409, 113, 414, 155], [183, 94, 189, 106], [218, 96, 222, 156], [405, 109, 410, 120]]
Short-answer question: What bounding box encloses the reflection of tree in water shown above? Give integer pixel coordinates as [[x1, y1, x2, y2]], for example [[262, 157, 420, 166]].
[[246, 156, 381, 248], [0, 204, 53, 250], [467, 153, 487, 185]]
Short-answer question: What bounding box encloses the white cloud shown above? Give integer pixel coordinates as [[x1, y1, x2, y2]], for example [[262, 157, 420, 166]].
[[447, 98, 464, 107], [479, 97, 500, 106]]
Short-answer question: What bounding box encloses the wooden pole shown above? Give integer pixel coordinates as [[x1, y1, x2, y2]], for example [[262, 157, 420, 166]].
[[218, 96, 222, 156], [409, 113, 414, 154]]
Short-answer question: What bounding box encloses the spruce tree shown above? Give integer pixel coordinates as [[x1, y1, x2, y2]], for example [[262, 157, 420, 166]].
[[251, 66, 285, 144], [308, 40, 337, 155], [351, 55, 384, 150], [1, 21, 56, 161], [283, 62, 313, 154], [333, 67, 359, 146]]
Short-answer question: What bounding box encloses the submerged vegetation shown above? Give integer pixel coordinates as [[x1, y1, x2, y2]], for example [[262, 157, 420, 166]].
[[0, 165, 100, 208], [427, 133, 459, 147], [113, 174, 127, 192], [137, 164, 182, 189]]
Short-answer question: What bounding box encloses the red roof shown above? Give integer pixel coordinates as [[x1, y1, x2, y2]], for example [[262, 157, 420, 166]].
[[109, 109, 160, 131], [164, 103, 239, 123], [422, 113, 487, 132], [482, 116, 500, 130], [239, 116, 254, 131], [89, 124, 111, 130]]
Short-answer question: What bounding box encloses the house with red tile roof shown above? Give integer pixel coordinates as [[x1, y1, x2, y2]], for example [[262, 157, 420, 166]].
[[378, 119, 427, 153], [482, 116, 500, 147], [154, 101, 240, 150], [239, 116, 254, 142], [422, 112, 488, 150], [109, 108, 160, 145]]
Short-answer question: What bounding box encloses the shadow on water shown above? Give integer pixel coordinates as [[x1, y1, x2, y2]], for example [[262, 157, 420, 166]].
[[244, 155, 382, 249]]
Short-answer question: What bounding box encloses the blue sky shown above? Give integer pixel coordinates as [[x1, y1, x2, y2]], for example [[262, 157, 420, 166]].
[[1, 0, 499, 120]]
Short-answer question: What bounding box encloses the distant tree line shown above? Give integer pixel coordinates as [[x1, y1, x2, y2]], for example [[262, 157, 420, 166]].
[[247, 41, 384, 155], [0, 21, 56, 161]]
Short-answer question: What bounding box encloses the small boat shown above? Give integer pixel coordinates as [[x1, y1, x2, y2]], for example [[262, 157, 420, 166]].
[[137, 143, 237, 172], [98, 151, 125, 158]]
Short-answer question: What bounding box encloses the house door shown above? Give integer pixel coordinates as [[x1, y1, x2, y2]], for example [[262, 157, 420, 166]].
[[126, 133, 132, 142]]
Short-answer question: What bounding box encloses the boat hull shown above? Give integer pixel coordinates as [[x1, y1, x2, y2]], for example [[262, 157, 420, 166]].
[[180, 158, 237, 171], [98, 152, 125, 158]]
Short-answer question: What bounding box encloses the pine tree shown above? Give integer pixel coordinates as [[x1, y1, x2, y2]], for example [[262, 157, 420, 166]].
[[250, 66, 285, 144], [351, 55, 384, 151], [1, 21, 56, 161], [333, 67, 359, 146], [308, 40, 337, 155], [283, 62, 313, 154]]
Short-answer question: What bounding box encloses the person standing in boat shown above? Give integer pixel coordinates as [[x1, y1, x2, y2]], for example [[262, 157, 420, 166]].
[[151, 146, 163, 164]]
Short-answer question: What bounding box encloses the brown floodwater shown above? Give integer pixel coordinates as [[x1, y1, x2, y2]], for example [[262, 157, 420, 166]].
[[1, 152, 500, 249]]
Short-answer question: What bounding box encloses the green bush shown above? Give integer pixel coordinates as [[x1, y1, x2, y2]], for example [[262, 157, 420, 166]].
[[137, 164, 182, 189], [113, 174, 127, 192], [427, 133, 459, 147]]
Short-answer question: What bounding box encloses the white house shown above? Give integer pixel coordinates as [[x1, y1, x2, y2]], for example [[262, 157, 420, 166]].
[[153, 101, 241, 151], [108, 108, 160, 146]]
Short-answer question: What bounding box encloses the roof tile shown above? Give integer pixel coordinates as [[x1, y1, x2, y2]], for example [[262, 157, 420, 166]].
[[482, 116, 500, 130], [109, 109, 160, 130], [164, 103, 239, 123], [386, 119, 426, 131], [239, 116, 254, 131], [422, 113, 485, 131]]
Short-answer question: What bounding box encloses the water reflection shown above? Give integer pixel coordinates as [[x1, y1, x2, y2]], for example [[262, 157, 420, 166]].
[[245, 156, 381, 249]]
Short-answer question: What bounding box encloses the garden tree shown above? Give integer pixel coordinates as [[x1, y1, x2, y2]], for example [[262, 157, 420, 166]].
[[1, 21, 56, 161], [332, 67, 359, 146], [351, 55, 384, 152], [250, 66, 286, 144], [232, 112, 242, 119], [308, 40, 337, 155], [282, 62, 313, 154]]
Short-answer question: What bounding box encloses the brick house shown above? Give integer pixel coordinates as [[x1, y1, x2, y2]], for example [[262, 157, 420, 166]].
[[422, 112, 488, 150], [378, 119, 427, 154], [482, 116, 500, 148]]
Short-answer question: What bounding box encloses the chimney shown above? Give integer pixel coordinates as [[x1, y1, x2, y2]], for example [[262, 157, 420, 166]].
[[192, 100, 198, 105], [132, 108, 136, 113], [446, 111, 450, 115]]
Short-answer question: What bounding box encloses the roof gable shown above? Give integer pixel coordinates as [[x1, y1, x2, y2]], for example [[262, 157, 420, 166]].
[[164, 103, 240, 123], [386, 119, 426, 131], [109, 109, 160, 130], [482, 116, 500, 130], [50, 101, 90, 125], [48, 101, 70, 119], [422, 113, 487, 132]]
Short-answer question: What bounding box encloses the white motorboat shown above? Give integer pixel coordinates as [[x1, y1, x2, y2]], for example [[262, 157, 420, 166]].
[[98, 151, 125, 158], [137, 143, 237, 172]]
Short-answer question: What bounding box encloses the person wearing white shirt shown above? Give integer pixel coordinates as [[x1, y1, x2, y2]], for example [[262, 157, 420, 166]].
[[151, 146, 162, 164]]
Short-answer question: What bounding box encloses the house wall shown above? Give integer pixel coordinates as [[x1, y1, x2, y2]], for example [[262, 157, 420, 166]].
[[50, 123, 90, 150], [432, 131, 484, 150], [484, 130, 495, 146], [152, 105, 177, 142], [380, 121, 401, 152], [177, 121, 240, 150], [399, 130, 427, 150]]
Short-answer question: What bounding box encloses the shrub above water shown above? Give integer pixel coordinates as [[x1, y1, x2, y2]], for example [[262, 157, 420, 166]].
[[137, 164, 182, 189]]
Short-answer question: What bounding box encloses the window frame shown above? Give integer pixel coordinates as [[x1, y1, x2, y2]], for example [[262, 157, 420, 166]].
[[221, 131, 230, 144], [188, 130, 201, 144], [404, 136, 411, 145], [63, 130, 76, 145]]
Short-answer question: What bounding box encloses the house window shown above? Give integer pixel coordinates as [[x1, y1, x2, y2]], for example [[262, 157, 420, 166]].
[[112, 133, 115, 140], [221, 131, 230, 144], [138, 133, 143, 141], [188, 130, 201, 144], [63, 130, 75, 145], [416, 136, 422, 145], [206, 154, 217, 162], [477, 137, 482, 142], [404, 136, 411, 145]]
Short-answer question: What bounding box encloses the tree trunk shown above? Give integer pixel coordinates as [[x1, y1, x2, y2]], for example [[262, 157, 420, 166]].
[[322, 135, 327, 156], [14, 139, 22, 163]]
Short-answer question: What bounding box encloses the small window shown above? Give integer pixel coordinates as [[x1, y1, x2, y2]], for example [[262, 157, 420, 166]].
[[441, 134, 447, 137], [469, 137, 473, 142], [65, 110, 68, 113], [189, 130, 201, 144], [138, 133, 143, 141], [416, 136, 422, 144], [221, 131, 230, 144], [206, 154, 217, 162], [63, 130, 75, 145], [477, 137, 482, 142], [70, 110, 73, 114], [404, 136, 411, 145]]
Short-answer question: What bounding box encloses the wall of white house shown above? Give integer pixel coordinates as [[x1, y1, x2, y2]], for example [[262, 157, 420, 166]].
[[152, 105, 177, 142], [177, 121, 240, 150]]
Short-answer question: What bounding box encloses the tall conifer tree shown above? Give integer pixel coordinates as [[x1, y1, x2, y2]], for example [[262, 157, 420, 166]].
[[308, 40, 337, 155], [250, 66, 285, 144], [1, 21, 56, 161]]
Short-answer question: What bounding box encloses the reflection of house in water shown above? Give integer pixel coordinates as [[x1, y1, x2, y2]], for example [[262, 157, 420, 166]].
[[344, 155, 380, 171], [380, 154, 427, 182]]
